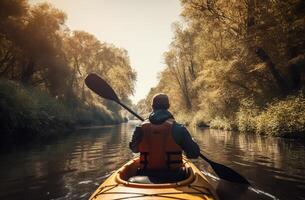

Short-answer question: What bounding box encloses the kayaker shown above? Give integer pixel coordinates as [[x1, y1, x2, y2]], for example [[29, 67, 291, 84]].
[[129, 93, 200, 172]]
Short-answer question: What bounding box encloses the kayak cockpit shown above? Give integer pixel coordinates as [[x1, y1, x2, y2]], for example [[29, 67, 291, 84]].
[[89, 157, 218, 200], [115, 157, 195, 188], [127, 169, 188, 184]]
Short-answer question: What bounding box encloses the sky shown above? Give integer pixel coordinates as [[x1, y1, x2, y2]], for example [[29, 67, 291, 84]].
[[29, 0, 182, 103]]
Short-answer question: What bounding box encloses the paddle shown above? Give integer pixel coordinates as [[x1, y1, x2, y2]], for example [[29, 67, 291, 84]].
[[85, 73, 250, 185], [85, 73, 144, 121]]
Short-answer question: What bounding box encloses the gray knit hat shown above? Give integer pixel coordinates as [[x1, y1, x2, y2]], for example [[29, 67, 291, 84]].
[[152, 93, 170, 110]]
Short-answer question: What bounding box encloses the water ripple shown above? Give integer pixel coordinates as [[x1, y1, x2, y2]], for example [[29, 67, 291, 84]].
[[0, 124, 304, 200]]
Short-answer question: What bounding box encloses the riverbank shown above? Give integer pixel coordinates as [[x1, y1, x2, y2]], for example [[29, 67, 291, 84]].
[[176, 94, 305, 138], [0, 79, 125, 145]]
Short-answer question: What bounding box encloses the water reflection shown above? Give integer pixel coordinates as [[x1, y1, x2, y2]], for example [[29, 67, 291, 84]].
[[0, 122, 304, 200], [191, 128, 305, 200]]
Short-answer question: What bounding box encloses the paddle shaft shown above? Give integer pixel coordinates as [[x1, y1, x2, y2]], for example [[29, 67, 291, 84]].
[[199, 153, 210, 163], [119, 99, 209, 163], [117, 101, 249, 185], [117, 100, 212, 166], [118, 101, 213, 164], [117, 101, 144, 121], [200, 153, 219, 165], [85, 73, 249, 185]]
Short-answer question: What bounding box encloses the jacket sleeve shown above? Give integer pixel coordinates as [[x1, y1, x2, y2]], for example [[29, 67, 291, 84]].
[[175, 124, 200, 159], [129, 125, 143, 153]]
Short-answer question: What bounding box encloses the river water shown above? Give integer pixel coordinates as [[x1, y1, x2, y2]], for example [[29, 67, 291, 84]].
[[0, 121, 304, 200]]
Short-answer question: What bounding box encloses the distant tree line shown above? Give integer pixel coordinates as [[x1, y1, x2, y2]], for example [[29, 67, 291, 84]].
[[0, 0, 136, 142], [0, 0, 136, 113], [139, 0, 305, 137]]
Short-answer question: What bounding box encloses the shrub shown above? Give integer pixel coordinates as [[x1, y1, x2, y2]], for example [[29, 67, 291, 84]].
[[0, 78, 126, 143], [75, 105, 123, 126], [0, 79, 73, 141], [175, 111, 193, 126], [190, 111, 209, 127], [210, 117, 236, 130], [236, 98, 260, 133], [255, 94, 305, 137]]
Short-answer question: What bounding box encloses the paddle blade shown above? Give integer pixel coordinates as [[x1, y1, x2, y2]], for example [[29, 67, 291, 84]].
[[85, 73, 119, 102], [211, 161, 250, 185], [200, 154, 250, 185]]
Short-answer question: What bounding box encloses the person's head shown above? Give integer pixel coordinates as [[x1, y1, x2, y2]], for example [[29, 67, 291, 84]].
[[151, 93, 170, 110]]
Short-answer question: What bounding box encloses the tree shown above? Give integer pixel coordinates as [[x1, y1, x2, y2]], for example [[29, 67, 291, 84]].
[[140, 0, 305, 127], [0, 0, 137, 120]]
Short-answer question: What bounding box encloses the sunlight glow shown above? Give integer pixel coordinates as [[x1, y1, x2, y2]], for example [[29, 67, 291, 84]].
[[29, 0, 182, 103]]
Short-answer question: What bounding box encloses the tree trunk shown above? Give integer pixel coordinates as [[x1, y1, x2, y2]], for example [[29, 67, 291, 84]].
[[255, 47, 289, 94], [21, 60, 35, 84], [181, 66, 192, 110], [287, 53, 305, 91], [246, 0, 256, 35]]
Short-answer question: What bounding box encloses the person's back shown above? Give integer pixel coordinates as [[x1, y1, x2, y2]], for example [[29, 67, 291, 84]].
[[129, 93, 200, 173], [139, 117, 182, 171]]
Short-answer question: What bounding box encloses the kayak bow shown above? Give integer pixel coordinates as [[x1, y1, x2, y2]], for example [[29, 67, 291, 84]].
[[89, 157, 218, 200]]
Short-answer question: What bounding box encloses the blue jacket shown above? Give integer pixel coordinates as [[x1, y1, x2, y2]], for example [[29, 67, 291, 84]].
[[129, 109, 200, 158]]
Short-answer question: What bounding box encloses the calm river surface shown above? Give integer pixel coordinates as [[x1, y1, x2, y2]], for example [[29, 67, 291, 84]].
[[0, 121, 304, 200]]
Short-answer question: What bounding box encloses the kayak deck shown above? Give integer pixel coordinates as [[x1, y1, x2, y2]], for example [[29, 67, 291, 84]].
[[89, 157, 218, 200]]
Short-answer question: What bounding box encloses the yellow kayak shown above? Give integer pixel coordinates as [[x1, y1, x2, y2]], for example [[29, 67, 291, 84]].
[[89, 157, 218, 200]]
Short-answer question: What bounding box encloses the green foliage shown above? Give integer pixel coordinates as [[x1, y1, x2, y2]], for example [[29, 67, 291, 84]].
[[139, 0, 305, 137], [75, 105, 123, 126], [0, 79, 73, 140], [255, 94, 305, 137], [190, 111, 209, 127], [181, 94, 305, 137], [0, 0, 137, 144], [210, 117, 236, 131], [174, 112, 193, 126], [0, 79, 125, 143], [236, 99, 260, 133]]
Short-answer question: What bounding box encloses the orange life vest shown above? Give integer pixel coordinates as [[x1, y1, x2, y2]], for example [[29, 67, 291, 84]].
[[138, 119, 183, 170]]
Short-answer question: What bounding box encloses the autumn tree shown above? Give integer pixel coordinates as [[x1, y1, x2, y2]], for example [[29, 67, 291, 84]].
[[64, 31, 136, 111], [0, 0, 137, 122], [141, 0, 305, 131]]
